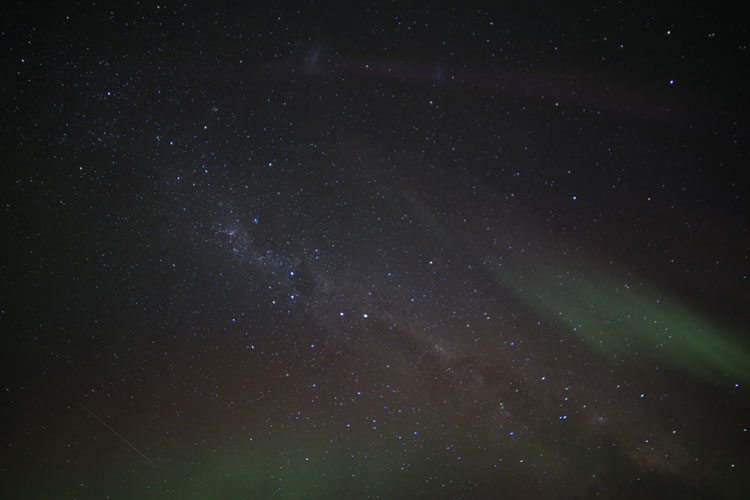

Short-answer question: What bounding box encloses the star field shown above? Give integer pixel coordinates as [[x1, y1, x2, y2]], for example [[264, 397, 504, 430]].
[[1, 2, 748, 499]]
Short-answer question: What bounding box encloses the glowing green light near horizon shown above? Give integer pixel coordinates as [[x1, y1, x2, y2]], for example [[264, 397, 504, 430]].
[[487, 257, 749, 385]]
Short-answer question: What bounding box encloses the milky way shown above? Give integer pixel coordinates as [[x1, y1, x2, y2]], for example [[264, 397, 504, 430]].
[[2, 3, 748, 499]]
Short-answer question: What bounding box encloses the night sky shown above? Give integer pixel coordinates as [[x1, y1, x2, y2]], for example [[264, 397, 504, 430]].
[[1, 2, 749, 499]]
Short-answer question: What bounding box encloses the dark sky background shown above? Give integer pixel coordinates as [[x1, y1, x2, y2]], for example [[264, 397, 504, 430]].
[[1, 2, 748, 499]]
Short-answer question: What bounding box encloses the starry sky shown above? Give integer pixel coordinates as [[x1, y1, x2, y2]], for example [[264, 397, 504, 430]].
[[1, 2, 748, 499]]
